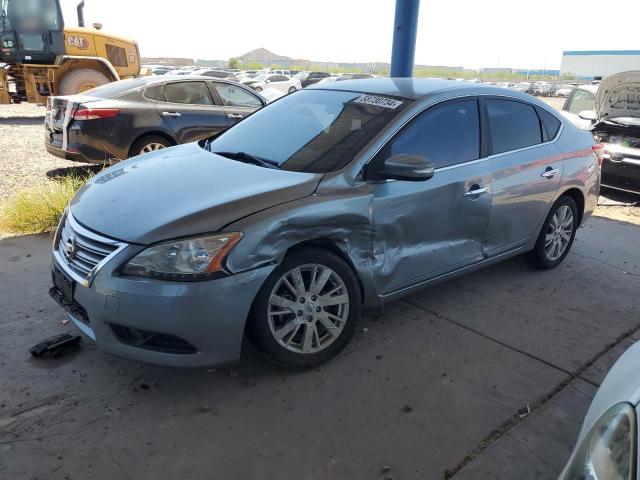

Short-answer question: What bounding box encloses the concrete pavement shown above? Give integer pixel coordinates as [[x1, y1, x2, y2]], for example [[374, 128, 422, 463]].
[[1, 214, 639, 479]]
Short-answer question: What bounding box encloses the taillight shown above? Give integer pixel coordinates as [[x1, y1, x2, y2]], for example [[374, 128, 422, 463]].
[[592, 143, 604, 166], [73, 108, 120, 120]]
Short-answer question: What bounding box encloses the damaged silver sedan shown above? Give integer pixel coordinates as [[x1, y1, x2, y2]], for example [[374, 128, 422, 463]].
[[50, 78, 601, 368]]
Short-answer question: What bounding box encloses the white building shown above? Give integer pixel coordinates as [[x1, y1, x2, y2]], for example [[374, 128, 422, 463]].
[[560, 50, 640, 79]]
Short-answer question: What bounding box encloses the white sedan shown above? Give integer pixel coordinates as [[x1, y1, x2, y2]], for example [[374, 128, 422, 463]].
[[242, 74, 301, 94]]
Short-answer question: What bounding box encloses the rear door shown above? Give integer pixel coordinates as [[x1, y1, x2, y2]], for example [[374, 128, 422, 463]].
[[209, 82, 265, 125], [482, 98, 563, 256], [156, 80, 228, 143]]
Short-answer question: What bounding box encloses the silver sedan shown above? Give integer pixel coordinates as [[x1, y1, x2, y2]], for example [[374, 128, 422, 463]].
[[49, 78, 601, 368]]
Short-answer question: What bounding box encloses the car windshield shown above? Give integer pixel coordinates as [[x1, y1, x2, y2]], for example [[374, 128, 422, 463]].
[[252, 74, 268, 82], [206, 89, 411, 173], [294, 72, 307, 78]]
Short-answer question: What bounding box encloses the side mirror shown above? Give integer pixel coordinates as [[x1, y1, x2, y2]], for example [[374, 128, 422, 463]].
[[578, 110, 597, 122], [383, 153, 435, 181]]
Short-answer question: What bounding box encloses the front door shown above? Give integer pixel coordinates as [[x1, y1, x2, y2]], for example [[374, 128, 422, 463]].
[[368, 98, 492, 295], [209, 81, 265, 126], [157, 81, 228, 143]]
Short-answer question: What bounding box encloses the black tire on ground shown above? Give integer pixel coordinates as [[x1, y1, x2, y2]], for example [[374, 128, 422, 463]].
[[288, 87, 296, 93], [255, 86, 263, 92], [525, 195, 579, 270], [247, 247, 362, 369], [58, 68, 110, 95], [129, 135, 171, 158]]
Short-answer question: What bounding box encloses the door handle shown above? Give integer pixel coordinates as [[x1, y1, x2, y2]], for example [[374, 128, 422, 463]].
[[541, 167, 559, 178], [462, 186, 489, 198], [227, 113, 244, 119], [161, 111, 182, 117]]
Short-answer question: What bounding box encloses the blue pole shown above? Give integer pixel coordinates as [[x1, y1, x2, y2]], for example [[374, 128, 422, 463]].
[[390, 0, 420, 78]]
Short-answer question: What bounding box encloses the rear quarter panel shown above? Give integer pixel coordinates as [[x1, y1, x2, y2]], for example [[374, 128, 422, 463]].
[[554, 122, 600, 223]]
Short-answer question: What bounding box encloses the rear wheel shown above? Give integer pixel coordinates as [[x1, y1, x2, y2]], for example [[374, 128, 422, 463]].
[[129, 135, 171, 158], [288, 86, 296, 93], [254, 86, 263, 92], [526, 195, 578, 269], [59, 68, 110, 95], [247, 248, 361, 369]]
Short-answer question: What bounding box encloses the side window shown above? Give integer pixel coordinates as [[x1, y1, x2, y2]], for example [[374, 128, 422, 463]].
[[144, 84, 166, 101], [567, 89, 596, 114], [105, 44, 127, 68], [212, 83, 262, 108], [164, 82, 213, 105], [383, 99, 480, 169], [486, 99, 542, 154], [536, 107, 562, 140]]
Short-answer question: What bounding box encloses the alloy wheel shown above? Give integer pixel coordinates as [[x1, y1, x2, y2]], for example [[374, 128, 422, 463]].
[[140, 142, 166, 154], [267, 263, 350, 354], [544, 205, 574, 261]]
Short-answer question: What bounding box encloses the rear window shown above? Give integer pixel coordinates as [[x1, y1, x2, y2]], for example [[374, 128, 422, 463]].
[[82, 78, 149, 98], [536, 107, 562, 140], [486, 99, 542, 154]]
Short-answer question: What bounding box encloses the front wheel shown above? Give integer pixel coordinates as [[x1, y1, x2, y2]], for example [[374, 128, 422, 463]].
[[526, 195, 578, 269], [247, 248, 361, 369], [288, 86, 297, 93], [255, 86, 263, 92]]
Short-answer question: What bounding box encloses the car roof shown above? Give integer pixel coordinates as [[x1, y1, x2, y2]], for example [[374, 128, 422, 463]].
[[308, 77, 534, 101], [576, 84, 599, 94]]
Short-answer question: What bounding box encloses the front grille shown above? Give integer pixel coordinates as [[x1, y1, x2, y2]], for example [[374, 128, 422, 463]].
[[55, 213, 123, 279], [602, 172, 640, 191]]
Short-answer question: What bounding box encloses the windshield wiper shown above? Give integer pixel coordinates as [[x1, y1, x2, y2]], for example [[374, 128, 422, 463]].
[[213, 151, 280, 169]]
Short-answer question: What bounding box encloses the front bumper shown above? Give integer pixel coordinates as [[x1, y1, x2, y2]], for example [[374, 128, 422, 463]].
[[50, 246, 274, 368], [601, 143, 640, 194]]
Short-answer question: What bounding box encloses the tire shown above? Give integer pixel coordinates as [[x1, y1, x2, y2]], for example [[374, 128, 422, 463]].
[[247, 247, 362, 369], [526, 195, 579, 269], [254, 86, 263, 92], [288, 86, 296, 94], [129, 135, 171, 158], [59, 68, 110, 95]]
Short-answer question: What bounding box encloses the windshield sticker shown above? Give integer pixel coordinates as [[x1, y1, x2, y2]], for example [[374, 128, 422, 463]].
[[353, 94, 403, 109]]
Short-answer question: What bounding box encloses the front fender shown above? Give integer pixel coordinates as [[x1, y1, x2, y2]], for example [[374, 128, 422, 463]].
[[223, 186, 380, 306]]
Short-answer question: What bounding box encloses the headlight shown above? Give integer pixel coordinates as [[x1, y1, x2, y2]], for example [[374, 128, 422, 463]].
[[561, 402, 636, 480], [121, 232, 242, 281]]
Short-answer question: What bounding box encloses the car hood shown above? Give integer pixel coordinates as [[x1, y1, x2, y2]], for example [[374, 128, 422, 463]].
[[69, 143, 322, 245], [596, 71, 640, 121]]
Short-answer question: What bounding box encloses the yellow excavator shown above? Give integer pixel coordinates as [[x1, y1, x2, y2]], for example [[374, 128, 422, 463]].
[[0, 0, 144, 104]]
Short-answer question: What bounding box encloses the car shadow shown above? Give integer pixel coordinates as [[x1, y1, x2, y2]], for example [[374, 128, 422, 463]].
[[46, 164, 104, 179], [599, 188, 640, 206], [0, 116, 45, 125]]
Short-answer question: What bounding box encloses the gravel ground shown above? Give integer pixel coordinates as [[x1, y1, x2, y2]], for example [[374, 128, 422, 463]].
[[0, 97, 637, 225], [0, 103, 94, 200]]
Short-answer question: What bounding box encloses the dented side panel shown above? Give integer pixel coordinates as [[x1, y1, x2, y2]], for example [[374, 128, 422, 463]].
[[369, 164, 492, 295], [224, 185, 379, 304]]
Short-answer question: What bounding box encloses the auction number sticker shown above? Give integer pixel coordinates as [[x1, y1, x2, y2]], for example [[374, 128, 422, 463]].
[[353, 94, 403, 109]]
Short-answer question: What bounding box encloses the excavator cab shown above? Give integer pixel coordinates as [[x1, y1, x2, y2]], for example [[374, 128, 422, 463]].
[[1, 0, 65, 65]]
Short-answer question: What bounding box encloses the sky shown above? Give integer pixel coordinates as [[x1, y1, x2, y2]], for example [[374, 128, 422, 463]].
[[60, 0, 640, 70]]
